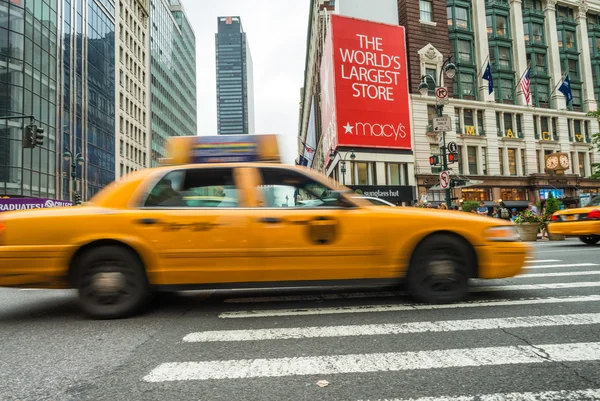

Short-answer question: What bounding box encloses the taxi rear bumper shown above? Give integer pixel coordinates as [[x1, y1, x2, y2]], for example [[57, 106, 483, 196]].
[[547, 221, 600, 236], [475, 241, 531, 279], [0, 246, 72, 288]]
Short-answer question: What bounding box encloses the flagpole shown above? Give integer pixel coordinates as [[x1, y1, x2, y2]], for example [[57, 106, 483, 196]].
[[550, 70, 568, 96], [477, 54, 490, 78], [513, 62, 531, 93]]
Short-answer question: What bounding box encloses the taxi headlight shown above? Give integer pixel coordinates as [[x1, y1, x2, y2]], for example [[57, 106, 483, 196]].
[[485, 226, 521, 242]]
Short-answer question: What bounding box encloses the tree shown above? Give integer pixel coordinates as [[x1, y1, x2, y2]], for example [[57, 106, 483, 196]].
[[586, 107, 600, 179]]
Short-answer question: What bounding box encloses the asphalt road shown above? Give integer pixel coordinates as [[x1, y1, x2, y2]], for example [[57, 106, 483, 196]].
[[1, 239, 600, 401]]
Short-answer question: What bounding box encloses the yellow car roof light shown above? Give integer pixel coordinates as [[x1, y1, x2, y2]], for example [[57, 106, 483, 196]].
[[162, 134, 281, 165]]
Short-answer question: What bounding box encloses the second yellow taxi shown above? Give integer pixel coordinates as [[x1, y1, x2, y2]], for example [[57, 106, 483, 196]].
[[0, 135, 531, 318]]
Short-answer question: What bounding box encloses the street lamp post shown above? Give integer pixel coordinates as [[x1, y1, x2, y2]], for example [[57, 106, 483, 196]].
[[418, 55, 457, 209], [63, 150, 85, 205], [329, 149, 356, 185]]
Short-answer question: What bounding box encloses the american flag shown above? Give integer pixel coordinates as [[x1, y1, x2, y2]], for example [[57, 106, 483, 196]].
[[521, 67, 531, 105]]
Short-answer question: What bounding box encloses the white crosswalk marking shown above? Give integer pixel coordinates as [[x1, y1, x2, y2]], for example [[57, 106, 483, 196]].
[[143, 254, 600, 399], [143, 342, 600, 382], [364, 389, 600, 401], [183, 313, 600, 342], [524, 263, 597, 269], [219, 295, 600, 319], [224, 280, 600, 304]]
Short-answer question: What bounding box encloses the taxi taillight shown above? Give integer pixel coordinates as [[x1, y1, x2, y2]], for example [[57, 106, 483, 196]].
[[588, 209, 600, 220], [0, 221, 4, 245], [551, 214, 558, 221]]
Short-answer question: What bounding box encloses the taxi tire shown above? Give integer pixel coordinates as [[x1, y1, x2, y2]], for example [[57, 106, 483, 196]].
[[407, 234, 472, 304], [579, 235, 600, 245], [75, 246, 150, 319]]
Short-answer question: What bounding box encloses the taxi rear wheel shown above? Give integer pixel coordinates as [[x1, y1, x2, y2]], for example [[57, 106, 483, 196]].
[[75, 246, 150, 319], [579, 235, 600, 245], [407, 234, 472, 304]]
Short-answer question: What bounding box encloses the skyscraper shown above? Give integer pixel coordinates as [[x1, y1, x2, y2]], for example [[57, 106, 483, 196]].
[[116, 0, 151, 180], [0, 0, 60, 200], [58, 0, 116, 200], [149, 0, 197, 167], [215, 16, 254, 135]]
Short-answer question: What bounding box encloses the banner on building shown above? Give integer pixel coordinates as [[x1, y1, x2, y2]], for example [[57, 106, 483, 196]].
[[321, 15, 412, 165], [0, 198, 74, 212]]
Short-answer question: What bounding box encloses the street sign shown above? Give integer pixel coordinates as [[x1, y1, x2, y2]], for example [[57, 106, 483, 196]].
[[433, 116, 452, 132], [440, 171, 450, 189], [435, 86, 449, 105], [447, 141, 458, 153]]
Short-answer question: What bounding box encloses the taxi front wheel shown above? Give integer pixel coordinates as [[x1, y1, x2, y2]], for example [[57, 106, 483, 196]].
[[407, 235, 472, 304], [75, 246, 150, 319], [579, 235, 600, 245]]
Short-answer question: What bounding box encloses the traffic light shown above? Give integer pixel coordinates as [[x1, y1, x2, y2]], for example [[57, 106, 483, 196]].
[[73, 192, 82, 205], [450, 179, 468, 188], [34, 125, 44, 147], [447, 152, 459, 164], [429, 155, 440, 166], [23, 124, 35, 148], [23, 124, 44, 148]]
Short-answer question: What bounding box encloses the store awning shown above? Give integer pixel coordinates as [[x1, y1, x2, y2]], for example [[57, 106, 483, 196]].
[[503, 201, 530, 209]]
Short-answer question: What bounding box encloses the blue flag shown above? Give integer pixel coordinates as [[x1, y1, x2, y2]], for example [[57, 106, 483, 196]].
[[558, 73, 573, 104], [482, 61, 494, 95]]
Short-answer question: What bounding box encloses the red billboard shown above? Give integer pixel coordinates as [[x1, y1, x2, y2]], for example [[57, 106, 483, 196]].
[[321, 15, 411, 165]]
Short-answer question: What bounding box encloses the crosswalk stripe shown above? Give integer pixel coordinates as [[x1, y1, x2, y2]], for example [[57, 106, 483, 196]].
[[525, 259, 561, 263], [519, 271, 600, 278], [524, 263, 597, 269], [366, 389, 600, 401], [184, 312, 600, 342], [473, 281, 600, 292], [219, 294, 600, 319], [142, 342, 600, 382], [224, 281, 600, 304]]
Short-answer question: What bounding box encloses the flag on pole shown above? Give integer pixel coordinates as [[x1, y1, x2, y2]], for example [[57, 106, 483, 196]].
[[482, 61, 494, 95], [304, 144, 315, 154], [558, 73, 573, 104], [520, 67, 531, 105]]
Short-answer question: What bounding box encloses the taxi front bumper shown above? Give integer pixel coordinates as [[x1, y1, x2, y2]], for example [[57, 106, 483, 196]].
[[476, 241, 532, 279], [0, 246, 72, 289], [547, 221, 600, 237]]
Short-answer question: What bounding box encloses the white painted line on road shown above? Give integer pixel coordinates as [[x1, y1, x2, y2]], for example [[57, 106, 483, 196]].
[[184, 313, 600, 342], [362, 389, 600, 401], [524, 263, 597, 269], [224, 280, 600, 304], [519, 271, 600, 278], [472, 281, 600, 292], [142, 342, 600, 382], [219, 295, 600, 319], [536, 248, 599, 254], [525, 259, 561, 263]]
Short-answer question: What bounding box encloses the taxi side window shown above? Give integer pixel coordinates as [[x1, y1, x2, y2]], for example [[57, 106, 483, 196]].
[[144, 168, 239, 208], [258, 168, 342, 208]]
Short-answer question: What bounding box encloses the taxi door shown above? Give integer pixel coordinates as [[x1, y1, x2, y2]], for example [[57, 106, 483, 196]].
[[132, 167, 254, 286], [247, 166, 381, 283]]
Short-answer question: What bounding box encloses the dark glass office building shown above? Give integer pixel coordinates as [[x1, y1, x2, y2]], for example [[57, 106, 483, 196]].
[[215, 16, 254, 135], [58, 0, 115, 200], [0, 0, 59, 198], [149, 0, 197, 167]]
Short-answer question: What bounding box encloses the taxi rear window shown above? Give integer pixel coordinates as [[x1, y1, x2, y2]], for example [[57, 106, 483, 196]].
[[144, 168, 239, 208]]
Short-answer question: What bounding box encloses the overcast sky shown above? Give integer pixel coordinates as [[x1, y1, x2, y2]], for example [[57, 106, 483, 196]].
[[182, 0, 310, 164]]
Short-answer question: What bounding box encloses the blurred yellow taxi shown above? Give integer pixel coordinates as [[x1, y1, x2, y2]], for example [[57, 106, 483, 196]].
[[548, 196, 600, 245], [0, 135, 531, 318]]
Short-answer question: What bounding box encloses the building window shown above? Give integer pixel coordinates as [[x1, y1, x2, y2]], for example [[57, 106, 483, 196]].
[[387, 163, 405, 185], [467, 146, 478, 175], [462, 188, 491, 201], [482, 147, 488, 175], [507, 148, 517, 175], [501, 188, 528, 201], [420, 0, 433, 22], [536, 150, 541, 173], [521, 149, 527, 175], [457, 145, 464, 174], [499, 148, 505, 175], [578, 152, 586, 176]]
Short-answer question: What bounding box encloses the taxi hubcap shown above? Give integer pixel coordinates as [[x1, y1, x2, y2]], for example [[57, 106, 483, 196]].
[[425, 259, 460, 293], [92, 272, 126, 294]]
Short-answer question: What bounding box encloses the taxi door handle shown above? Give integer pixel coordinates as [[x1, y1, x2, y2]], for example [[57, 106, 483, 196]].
[[258, 217, 282, 224], [137, 218, 160, 225]]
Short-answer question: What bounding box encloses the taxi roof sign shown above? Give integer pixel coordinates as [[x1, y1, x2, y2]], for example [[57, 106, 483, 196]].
[[164, 135, 281, 165]]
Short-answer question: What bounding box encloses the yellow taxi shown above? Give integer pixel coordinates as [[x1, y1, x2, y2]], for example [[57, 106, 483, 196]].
[[547, 196, 600, 245], [0, 135, 531, 318]]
